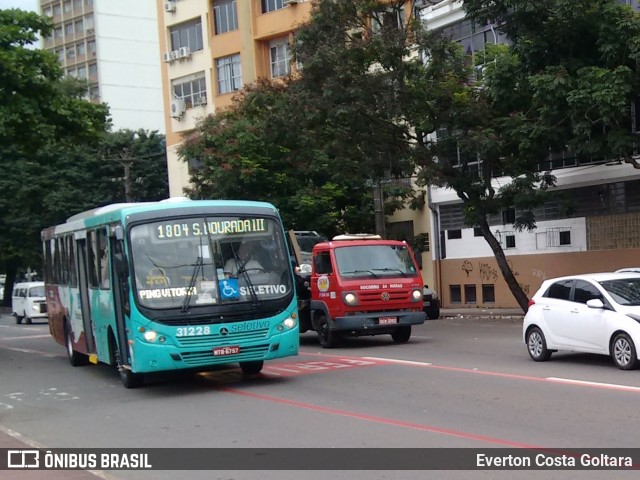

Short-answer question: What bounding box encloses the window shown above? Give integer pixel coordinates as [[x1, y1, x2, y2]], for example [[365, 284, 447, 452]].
[[66, 46, 75, 59], [216, 54, 242, 94], [262, 0, 284, 13], [559, 230, 571, 246], [75, 20, 83, 34], [482, 284, 495, 303], [87, 230, 98, 288], [74, 0, 82, 12], [545, 280, 573, 301], [450, 285, 462, 303], [63, 1, 72, 13], [56, 49, 64, 62], [187, 157, 203, 174], [314, 252, 333, 275], [502, 208, 516, 224], [214, 0, 238, 34], [447, 229, 462, 240], [54, 27, 63, 39], [97, 229, 109, 289], [505, 234, 516, 248], [371, 7, 403, 35], [76, 42, 85, 56], [465, 284, 477, 304], [269, 38, 291, 78], [573, 280, 601, 304], [474, 227, 483, 237], [172, 73, 207, 109], [77, 65, 87, 78], [85, 14, 94, 30], [53, 4, 61, 17], [65, 23, 74, 37], [89, 63, 97, 77], [87, 40, 96, 54], [170, 18, 204, 53]]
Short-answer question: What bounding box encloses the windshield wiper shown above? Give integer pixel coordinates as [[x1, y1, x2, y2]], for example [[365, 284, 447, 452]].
[[181, 256, 203, 313], [373, 268, 408, 276], [232, 249, 262, 309], [341, 270, 379, 278]]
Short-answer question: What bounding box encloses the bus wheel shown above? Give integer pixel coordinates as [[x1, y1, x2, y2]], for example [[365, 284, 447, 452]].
[[115, 345, 143, 389], [317, 315, 337, 348], [65, 324, 89, 366], [391, 326, 412, 343], [240, 361, 264, 375]]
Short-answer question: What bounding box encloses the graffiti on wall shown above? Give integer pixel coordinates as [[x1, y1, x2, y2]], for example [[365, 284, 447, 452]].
[[479, 262, 498, 282], [459, 258, 531, 297], [462, 260, 473, 277]]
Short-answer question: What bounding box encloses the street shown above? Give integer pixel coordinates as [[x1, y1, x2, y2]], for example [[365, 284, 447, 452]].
[[1, 312, 640, 480]]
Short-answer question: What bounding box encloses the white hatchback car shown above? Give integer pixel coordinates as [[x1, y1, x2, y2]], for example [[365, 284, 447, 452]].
[[523, 272, 640, 370]]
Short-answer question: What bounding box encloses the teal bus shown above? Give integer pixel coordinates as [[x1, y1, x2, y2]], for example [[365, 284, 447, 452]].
[[41, 198, 299, 387]]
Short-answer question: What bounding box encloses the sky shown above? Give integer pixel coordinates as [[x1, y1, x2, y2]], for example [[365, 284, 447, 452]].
[[0, 0, 38, 12]]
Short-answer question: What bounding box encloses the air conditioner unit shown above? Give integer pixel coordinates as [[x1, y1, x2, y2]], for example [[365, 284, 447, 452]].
[[193, 94, 207, 106], [170, 50, 179, 60], [86, 28, 94, 35], [164, 1, 176, 12], [170, 98, 186, 118], [178, 46, 191, 58], [163, 52, 173, 63]]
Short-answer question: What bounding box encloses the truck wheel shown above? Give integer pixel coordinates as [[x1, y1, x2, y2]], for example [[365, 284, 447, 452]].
[[391, 326, 411, 343], [317, 315, 337, 348]]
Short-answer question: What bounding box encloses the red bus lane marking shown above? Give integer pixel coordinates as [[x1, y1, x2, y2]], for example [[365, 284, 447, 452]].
[[263, 358, 382, 377], [218, 386, 539, 449]]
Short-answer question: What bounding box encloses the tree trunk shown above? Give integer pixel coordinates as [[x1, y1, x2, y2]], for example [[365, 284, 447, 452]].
[[478, 218, 530, 313]]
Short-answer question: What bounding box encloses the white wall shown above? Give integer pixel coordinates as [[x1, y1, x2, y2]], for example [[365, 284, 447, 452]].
[[95, 0, 164, 132]]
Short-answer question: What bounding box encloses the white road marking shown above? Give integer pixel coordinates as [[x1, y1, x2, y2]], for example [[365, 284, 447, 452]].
[[547, 377, 640, 392], [363, 356, 432, 367], [0, 334, 51, 341], [0, 346, 60, 357]]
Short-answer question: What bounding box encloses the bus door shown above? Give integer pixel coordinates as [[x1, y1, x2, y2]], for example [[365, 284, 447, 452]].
[[75, 237, 96, 353], [109, 227, 131, 366]]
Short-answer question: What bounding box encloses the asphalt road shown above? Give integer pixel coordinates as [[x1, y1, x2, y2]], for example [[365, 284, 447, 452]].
[[1, 313, 640, 480]]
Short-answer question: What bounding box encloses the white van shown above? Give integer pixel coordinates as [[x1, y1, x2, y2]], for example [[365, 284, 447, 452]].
[[12, 281, 48, 324]]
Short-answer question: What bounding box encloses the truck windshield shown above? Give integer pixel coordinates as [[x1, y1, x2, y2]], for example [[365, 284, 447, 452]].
[[130, 216, 292, 309], [334, 244, 418, 278]]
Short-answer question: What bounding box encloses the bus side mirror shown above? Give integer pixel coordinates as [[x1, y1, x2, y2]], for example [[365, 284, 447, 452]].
[[114, 252, 129, 278]]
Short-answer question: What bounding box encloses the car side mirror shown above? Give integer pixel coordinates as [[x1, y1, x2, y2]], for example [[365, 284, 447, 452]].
[[586, 298, 605, 309]]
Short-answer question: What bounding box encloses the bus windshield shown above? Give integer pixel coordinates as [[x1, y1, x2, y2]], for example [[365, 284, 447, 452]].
[[334, 244, 418, 278], [130, 216, 292, 309]]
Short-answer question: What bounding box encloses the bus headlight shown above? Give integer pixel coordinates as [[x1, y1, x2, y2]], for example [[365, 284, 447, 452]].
[[411, 289, 422, 301], [281, 317, 297, 330], [343, 293, 358, 305], [143, 330, 158, 342]]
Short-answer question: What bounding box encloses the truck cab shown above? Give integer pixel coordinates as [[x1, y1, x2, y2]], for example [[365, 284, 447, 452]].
[[298, 234, 425, 347]]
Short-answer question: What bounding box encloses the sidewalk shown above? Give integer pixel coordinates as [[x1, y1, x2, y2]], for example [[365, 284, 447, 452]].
[[439, 307, 525, 320]]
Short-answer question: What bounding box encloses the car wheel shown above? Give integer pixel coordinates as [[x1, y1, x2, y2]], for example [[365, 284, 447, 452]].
[[426, 306, 440, 320], [526, 327, 552, 362], [15, 315, 23, 325], [611, 333, 639, 370], [65, 323, 89, 367], [317, 315, 337, 348], [240, 361, 264, 375], [391, 326, 411, 343], [25, 317, 32, 325]]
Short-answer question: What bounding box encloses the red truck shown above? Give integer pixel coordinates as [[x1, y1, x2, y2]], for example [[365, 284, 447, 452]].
[[296, 234, 426, 347]]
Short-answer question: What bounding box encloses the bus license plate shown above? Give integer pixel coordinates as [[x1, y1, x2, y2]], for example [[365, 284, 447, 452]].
[[213, 346, 240, 356], [379, 317, 398, 325]]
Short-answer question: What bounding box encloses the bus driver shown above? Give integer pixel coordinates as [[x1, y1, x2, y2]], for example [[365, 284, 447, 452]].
[[224, 241, 264, 277]]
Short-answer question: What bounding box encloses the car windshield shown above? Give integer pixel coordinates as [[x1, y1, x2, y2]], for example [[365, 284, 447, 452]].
[[334, 244, 418, 278], [29, 286, 45, 297], [130, 216, 292, 309], [599, 278, 640, 306]]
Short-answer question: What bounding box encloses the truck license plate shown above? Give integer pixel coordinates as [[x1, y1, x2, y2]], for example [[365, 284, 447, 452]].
[[213, 346, 240, 356], [379, 317, 398, 325]]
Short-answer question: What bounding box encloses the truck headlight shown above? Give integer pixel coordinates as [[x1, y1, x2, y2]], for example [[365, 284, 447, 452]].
[[343, 293, 358, 305], [411, 289, 422, 301]]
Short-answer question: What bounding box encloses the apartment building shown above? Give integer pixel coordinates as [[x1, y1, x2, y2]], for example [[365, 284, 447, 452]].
[[404, 0, 640, 308], [157, 0, 313, 197], [40, 0, 165, 132]]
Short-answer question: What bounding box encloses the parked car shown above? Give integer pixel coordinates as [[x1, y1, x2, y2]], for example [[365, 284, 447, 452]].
[[616, 267, 640, 273], [12, 281, 48, 325], [423, 285, 440, 319], [523, 272, 640, 370]]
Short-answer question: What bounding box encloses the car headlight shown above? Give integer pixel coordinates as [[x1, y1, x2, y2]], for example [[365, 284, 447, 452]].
[[412, 289, 422, 301], [343, 292, 358, 305], [31, 305, 40, 312]]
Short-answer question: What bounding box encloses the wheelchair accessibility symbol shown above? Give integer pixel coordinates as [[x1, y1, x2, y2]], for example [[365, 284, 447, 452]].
[[219, 278, 239, 299]]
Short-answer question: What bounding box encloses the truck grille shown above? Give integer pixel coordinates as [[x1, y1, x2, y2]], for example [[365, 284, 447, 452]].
[[358, 290, 410, 304]]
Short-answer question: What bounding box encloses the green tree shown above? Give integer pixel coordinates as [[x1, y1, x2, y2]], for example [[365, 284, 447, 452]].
[[291, 0, 640, 311], [0, 9, 109, 304]]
